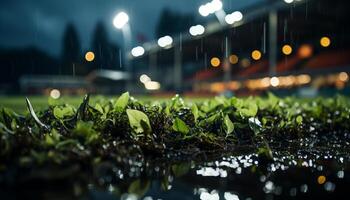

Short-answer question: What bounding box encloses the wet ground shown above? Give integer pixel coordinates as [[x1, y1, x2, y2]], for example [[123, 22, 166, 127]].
[[1, 146, 349, 200]]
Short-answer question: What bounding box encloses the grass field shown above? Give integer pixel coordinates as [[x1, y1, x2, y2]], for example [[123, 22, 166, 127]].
[[0, 95, 204, 113], [0, 95, 103, 113]]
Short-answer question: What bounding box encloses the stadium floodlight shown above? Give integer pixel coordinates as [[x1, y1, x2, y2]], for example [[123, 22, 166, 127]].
[[131, 46, 145, 57], [157, 35, 173, 48], [284, 0, 294, 4], [113, 12, 129, 29], [189, 25, 205, 36], [199, 0, 223, 17], [225, 11, 243, 24]]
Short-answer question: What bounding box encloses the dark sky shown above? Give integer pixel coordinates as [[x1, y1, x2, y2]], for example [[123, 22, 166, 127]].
[[0, 0, 261, 57]]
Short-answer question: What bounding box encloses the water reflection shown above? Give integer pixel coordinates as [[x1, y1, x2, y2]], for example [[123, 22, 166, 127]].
[[1, 147, 349, 200]]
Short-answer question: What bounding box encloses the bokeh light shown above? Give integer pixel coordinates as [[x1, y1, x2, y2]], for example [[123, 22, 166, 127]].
[[211, 57, 221, 67], [282, 44, 293, 55], [251, 50, 262, 60], [320, 36, 331, 47], [317, 175, 326, 184], [113, 12, 129, 29], [229, 54, 239, 64], [50, 89, 61, 99], [85, 51, 95, 62], [339, 72, 349, 82], [298, 44, 313, 58], [270, 77, 280, 87], [240, 58, 251, 68]]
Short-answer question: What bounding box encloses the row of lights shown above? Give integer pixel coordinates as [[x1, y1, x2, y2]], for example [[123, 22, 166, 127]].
[[208, 36, 331, 68], [206, 72, 348, 93], [198, 0, 223, 17], [129, 1, 245, 58], [224, 11, 243, 25]]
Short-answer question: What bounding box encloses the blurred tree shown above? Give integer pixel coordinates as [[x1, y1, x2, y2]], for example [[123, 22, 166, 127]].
[[61, 23, 81, 74], [155, 8, 195, 38], [91, 22, 121, 71]]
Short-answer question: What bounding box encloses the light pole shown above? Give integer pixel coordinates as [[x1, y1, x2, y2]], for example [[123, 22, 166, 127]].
[[113, 11, 132, 91]]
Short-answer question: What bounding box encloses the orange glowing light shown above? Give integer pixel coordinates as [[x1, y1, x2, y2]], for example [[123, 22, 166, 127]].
[[229, 54, 239, 64], [317, 175, 326, 184], [320, 36, 331, 47], [298, 44, 313, 58], [282, 44, 293, 55], [240, 58, 251, 68], [211, 57, 221, 67], [85, 51, 95, 62], [339, 72, 348, 82], [251, 50, 262, 60]]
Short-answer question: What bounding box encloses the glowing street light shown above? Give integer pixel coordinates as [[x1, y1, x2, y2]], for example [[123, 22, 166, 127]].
[[320, 36, 331, 47], [157, 35, 173, 48], [131, 46, 145, 57], [270, 77, 280, 87], [282, 44, 293, 55], [284, 0, 294, 4], [85, 51, 95, 62], [50, 89, 61, 99], [145, 81, 161, 90], [139, 74, 151, 83], [225, 11, 243, 24], [189, 25, 205, 36], [251, 50, 262, 60], [210, 57, 220, 67], [199, 0, 223, 17], [113, 12, 129, 29]]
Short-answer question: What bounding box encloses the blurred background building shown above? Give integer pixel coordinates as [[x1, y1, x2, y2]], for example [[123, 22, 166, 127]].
[[0, 0, 349, 97]]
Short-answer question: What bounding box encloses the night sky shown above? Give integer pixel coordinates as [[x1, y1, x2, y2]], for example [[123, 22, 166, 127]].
[[0, 0, 261, 57]]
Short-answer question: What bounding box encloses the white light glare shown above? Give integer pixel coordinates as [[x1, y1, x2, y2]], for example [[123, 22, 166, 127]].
[[270, 77, 280, 87], [131, 46, 145, 57], [113, 12, 129, 29], [50, 89, 61, 99], [145, 81, 160, 90], [189, 25, 205, 36], [199, 0, 223, 17], [157, 35, 173, 48], [139, 74, 151, 83], [284, 0, 294, 4], [225, 11, 243, 24]]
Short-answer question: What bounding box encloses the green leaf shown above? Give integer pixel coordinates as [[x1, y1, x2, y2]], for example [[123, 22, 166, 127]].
[[115, 92, 129, 111], [172, 117, 190, 134], [248, 117, 262, 135], [126, 109, 152, 134], [239, 102, 258, 117], [73, 121, 99, 144], [94, 103, 104, 114], [224, 115, 234, 135], [53, 106, 75, 119], [296, 115, 303, 125], [191, 104, 199, 122]]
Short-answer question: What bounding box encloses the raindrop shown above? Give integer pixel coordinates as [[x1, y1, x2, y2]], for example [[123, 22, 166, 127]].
[[119, 49, 122, 68], [72, 63, 76, 77], [283, 19, 287, 42], [262, 22, 266, 53], [225, 36, 229, 58], [195, 46, 198, 60], [180, 33, 182, 51]]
